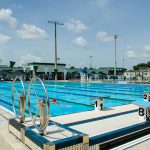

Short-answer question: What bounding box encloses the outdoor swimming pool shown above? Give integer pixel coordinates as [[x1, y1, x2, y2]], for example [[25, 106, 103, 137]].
[[0, 81, 150, 116]]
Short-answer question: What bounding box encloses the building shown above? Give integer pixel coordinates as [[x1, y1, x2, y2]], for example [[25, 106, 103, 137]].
[[66, 67, 126, 80], [26, 62, 66, 80], [0, 65, 24, 81], [124, 69, 150, 82], [99, 67, 126, 76], [0, 61, 126, 81]]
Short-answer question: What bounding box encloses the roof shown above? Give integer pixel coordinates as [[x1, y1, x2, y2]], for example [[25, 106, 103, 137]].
[[27, 62, 66, 66], [125, 70, 150, 72], [11, 71, 25, 75], [0, 70, 11, 75], [99, 67, 126, 70]]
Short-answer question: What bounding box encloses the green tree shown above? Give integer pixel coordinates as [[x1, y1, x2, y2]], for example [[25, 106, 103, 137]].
[[133, 65, 139, 70], [89, 67, 94, 70], [147, 61, 150, 68], [70, 66, 75, 69], [133, 62, 149, 70]]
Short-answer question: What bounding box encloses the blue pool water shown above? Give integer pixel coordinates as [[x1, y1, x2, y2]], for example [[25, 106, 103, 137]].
[[0, 81, 150, 116]]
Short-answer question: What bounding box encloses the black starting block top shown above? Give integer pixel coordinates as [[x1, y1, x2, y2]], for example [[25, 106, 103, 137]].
[[90, 96, 110, 101]]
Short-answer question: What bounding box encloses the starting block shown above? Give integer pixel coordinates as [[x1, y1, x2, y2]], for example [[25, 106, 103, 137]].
[[144, 92, 150, 102], [134, 101, 150, 121], [91, 96, 110, 111]]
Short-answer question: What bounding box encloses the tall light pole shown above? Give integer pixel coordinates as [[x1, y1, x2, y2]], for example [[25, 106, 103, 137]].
[[89, 56, 93, 68], [123, 58, 124, 69], [48, 21, 63, 80], [114, 34, 118, 77]]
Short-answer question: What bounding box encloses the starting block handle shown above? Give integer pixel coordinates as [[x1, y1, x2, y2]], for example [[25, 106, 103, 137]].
[[90, 96, 110, 101], [96, 96, 110, 99]]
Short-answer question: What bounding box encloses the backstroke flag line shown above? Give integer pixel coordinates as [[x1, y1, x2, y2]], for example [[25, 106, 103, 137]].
[[10, 61, 16, 70], [34, 66, 38, 72]]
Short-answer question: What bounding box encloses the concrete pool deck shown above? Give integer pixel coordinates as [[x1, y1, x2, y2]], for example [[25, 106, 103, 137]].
[[69, 112, 143, 137], [51, 104, 139, 125], [0, 108, 29, 150], [0, 104, 150, 149]]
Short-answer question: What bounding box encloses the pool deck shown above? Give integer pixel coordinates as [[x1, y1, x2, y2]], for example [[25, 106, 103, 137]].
[[0, 108, 29, 150], [69, 112, 143, 137], [127, 139, 150, 150], [51, 104, 139, 125], [0, 104, 149, 149]]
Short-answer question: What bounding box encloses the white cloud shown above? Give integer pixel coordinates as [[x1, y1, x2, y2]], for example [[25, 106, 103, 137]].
[[95, 0, 108, 9], [65, 19, 87, 32], [0, 34, 11, 43], [74, 36, 87, 47], [17, 24, 48, 40], [126, 49, 138, 59], [0, 8, 17, 28], [142, 53, 150, 58], [96, 31, 113, 42], [19, 53, 43, 65], [144, 45, 150, 51], [126, 45, 150, 60]]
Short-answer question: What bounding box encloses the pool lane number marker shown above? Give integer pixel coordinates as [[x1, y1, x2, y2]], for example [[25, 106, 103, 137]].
[[138, 107, 150, 121], [144, 92, 150, 102], [90, 96, 110, 111]]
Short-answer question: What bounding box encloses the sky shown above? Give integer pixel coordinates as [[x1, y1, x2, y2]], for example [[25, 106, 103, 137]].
[[0, 0, 150, 69]]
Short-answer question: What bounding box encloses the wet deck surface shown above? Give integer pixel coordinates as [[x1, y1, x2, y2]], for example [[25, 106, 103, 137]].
[[0, 104, 149, 150], [51, 104, 145, 137], [70, 112, 143, 137], [0, 108, 29, 150], [127, 139, 150, 150], [51, 104, 138, 125]]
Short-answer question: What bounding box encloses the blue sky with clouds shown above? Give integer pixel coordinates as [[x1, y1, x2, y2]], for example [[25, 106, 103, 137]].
[[0, 0, 150, 69]]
